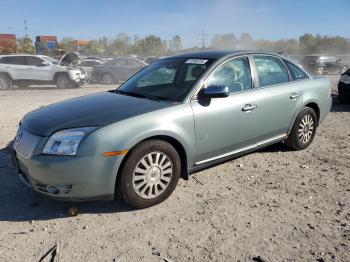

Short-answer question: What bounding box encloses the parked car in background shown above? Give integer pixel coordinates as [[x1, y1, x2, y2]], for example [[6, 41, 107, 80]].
[[92, 57, 147, 84], [0, 54, 87, 90], [74, 59, 104, 81], [338, 68, 350, 103], [12, 51, 332, 209], [300, 55, 348, 75]]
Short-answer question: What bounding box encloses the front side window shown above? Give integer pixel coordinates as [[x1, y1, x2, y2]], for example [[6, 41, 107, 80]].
[[8, 56, 26, 65], [284, 60, 308, 80], [206, 57, 252, 93], [27, 56, 45, 66], [118, 58, 213, 101], [254, 56, 290, 87]]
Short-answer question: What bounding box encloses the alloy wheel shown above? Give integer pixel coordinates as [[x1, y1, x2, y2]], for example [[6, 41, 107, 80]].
[[57, 76, 71, 89], [298, 114, 314, 144], [0, 75, 11, 90]]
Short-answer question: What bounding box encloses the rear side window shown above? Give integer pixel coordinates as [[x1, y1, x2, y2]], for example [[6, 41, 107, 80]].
[[8, 56, 26, 65], [254, 56, 290, 87], [284, 60, 309, 80]]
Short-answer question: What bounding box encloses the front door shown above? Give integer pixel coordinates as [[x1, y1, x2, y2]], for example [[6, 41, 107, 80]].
[[191, 56, 260, 164], [25, 56, 52, 80]]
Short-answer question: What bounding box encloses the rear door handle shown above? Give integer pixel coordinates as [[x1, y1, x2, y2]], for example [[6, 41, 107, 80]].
[[290, 93, 300, 99], [242, 104, 257, 112]]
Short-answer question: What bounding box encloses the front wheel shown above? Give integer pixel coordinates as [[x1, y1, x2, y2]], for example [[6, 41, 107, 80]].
[[285, 107, 317, 150], [56, 75, 73, 89], [117, 140, 181, 209], [101, 73, 115, 85], [0, 74, 13, 90]]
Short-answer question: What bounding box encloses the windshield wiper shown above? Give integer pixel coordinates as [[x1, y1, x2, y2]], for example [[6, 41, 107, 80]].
[[114, 90, 161, 102]]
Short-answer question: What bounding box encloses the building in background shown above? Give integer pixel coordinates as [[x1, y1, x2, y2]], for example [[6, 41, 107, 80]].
[[0, 34, 17, 54]]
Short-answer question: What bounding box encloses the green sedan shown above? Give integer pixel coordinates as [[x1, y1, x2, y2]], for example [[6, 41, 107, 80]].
[[12, 51, 332, 209]]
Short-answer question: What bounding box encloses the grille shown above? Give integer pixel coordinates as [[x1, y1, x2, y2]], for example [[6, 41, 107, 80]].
[[14, 127, 40, 159]]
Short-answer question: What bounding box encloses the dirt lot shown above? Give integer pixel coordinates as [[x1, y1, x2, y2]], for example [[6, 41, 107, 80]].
[[0, 77, 349, 262]]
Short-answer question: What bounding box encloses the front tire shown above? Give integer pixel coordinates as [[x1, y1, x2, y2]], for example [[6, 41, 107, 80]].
[[56, 74, 73, 89], [0, 74, 13, 90], [117, 140, 181, 209], [101, 73, 115, 85], [285, 107, 317, 150]]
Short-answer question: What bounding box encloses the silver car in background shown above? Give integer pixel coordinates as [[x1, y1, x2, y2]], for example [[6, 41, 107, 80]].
[[12, 51, 332, 209]]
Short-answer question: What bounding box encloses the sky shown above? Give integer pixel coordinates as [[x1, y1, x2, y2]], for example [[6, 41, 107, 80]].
[[0, 0, 349, 47]]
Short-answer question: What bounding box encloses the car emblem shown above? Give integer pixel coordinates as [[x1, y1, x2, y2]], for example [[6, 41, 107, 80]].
[[15, 130, 23, 145]]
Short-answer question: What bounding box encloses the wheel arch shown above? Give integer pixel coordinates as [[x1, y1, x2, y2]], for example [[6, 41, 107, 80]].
[[304, 102, 320, 124], [287, 100, 320, 135], [0, 72, 13, 80], [53, 71, 69, 81], [116, 135, 189, 191]]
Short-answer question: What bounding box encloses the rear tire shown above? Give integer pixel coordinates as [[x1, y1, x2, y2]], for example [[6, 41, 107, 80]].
[[0, 74, 13, 90], [117, 140, 181, 209], [285, 107, 317, 150], [56, 74, 73, 89]]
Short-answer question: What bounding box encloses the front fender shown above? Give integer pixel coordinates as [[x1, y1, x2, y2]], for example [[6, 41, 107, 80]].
[[78, 103, 196, 187]]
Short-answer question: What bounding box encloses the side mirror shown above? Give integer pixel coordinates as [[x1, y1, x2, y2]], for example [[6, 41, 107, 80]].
[[38, 61, 50, 67], [201, 85, 229, 99]]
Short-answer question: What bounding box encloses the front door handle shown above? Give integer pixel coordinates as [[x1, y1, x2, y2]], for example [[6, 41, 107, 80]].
[[242, 104, 257, 112], [290, 93, 300, 99]]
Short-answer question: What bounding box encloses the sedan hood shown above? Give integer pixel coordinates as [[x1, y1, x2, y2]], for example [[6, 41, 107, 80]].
[[21, 92, 171, 136]]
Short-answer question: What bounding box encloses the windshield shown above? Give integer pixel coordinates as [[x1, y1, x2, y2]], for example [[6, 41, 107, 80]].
[[118, 58, 213, 101]]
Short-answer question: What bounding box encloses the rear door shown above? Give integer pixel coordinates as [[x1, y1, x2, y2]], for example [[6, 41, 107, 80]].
[[7, 56, 27, 80], [249, 55, 303, 142]]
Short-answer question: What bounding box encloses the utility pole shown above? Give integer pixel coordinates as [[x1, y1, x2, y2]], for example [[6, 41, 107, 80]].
[[198, 30, 209, 49], [24, 19, 29, 37]]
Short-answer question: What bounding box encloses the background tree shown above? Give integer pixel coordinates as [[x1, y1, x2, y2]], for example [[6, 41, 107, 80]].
[[170, 35, 182, 52], [211, 34, 237, 49], [239, 33, 254, 49], [17, 36, 35, 54], [59, 37, 77, 53]]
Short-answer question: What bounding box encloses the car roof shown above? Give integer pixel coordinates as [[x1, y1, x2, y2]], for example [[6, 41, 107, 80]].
[[0, 54, 37, 57], [169, 50, 249, 59], [167, 50, 288, 60]]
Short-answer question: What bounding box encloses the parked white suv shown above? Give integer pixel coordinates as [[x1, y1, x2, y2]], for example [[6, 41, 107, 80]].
[[0, 54, 87, 90]]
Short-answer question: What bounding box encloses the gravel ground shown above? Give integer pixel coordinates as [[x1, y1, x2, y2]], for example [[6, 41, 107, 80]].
[[0, 77, 349, 262]]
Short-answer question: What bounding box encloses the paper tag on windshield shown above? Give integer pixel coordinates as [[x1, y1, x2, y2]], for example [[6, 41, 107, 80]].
[[185, 59, 208, 64]]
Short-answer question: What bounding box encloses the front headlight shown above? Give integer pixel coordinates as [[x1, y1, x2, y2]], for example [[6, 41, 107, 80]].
[[340, 74, 350, 85], [43, 127, 96, 156]]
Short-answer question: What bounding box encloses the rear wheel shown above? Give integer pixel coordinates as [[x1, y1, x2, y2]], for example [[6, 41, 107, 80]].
[[117, 140, 181, 209], [56, 74, 73, 89], [101, 73, 115, 85], [285, 107, 317, 150], [0, 74, 13, 90]]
